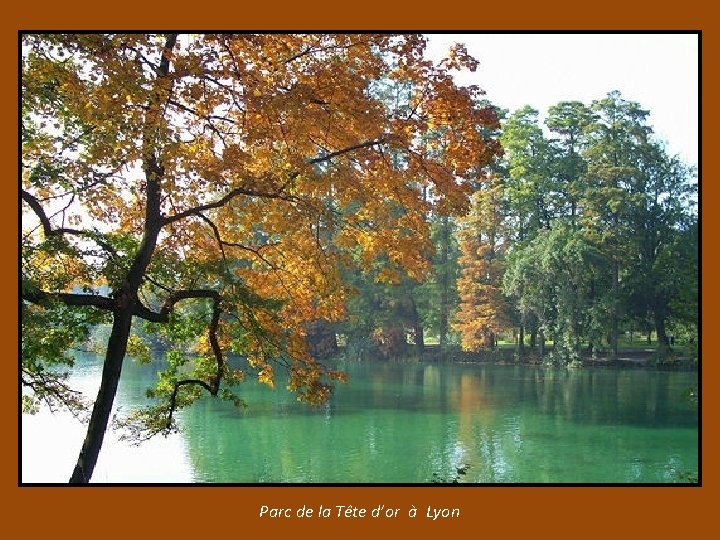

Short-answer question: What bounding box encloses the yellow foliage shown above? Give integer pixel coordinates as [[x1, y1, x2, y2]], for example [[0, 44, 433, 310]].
[[22, 33, 501, 406], [257, 365, 274, 388], [453, 178, 512, 351]]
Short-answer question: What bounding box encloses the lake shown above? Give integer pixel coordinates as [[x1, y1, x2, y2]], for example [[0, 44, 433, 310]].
[[21, 353, 699, 483]]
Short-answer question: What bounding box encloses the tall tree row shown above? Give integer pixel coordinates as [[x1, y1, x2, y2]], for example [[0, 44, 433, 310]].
[[454, 91, 698, 363], [332, 90, 697, 365]]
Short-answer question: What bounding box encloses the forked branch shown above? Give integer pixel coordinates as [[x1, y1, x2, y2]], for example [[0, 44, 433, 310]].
[[133, 288, 225, 430]]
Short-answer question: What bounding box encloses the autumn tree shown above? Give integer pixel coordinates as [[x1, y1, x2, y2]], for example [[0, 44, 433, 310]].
[[21, 33, 500, 482], [453, 174, 512, 351]]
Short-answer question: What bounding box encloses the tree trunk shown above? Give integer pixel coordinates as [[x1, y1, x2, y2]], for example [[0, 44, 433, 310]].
[[574, 319, 581, 356], [610, 259, 619, 361], [438, 215, 449, 351], [655, 311, 670, 349], [69, 169, 163, 483], [517, 325, 525, 355], [410, 296, 424, 354], [70, 34, 179, 483], [415, 321, 425, 354], [374, 324, 407, 359], [69, 308, 133, 483]]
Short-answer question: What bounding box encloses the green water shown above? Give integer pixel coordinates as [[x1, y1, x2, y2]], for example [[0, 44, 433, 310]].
[[21, 354, 699, 483]]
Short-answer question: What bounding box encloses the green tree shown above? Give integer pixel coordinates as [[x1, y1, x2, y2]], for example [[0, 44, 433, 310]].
[[487, 92, 698, 363], [666, 216, 699, 359], [500, 106, 554, 349], [503, 220, 604, 363], [582, 91, 653, 359], [501, 106, 554, 237], [545, 100, 594, 225], [623, 141, 698, 350]]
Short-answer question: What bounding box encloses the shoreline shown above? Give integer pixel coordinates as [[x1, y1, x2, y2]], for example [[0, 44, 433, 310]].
[[336, 346, 699, 370]]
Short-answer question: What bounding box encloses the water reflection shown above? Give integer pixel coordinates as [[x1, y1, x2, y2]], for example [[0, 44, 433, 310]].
[[180, 362, 697, 483], [22, 353, 195, 483], [22, 354, 698, 483]]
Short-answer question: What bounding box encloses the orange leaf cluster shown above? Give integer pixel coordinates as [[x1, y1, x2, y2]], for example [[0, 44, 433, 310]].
[[22, 33, 501, 404], [453, 177, 512, 351]]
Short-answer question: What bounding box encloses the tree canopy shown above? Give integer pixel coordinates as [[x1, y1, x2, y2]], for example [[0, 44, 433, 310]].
[[21, 33, 501, 482]]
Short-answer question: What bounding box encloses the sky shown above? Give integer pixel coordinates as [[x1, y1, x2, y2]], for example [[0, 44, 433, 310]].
[[424, 33, 699, 166]]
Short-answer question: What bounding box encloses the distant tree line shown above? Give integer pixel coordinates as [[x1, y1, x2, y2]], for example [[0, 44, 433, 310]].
[[324, 91, 698, 365]]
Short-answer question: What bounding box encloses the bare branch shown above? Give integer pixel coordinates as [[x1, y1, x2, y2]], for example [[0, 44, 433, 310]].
[[21, 189, 118, 256]]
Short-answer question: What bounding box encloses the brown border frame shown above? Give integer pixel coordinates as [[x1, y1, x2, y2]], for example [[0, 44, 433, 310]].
[[7, 4, 710, 537]]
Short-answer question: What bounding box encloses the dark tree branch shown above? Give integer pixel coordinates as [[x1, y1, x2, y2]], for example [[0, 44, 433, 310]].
[[166, 97, 234, 145], [161, 186, 292, 226], [223, 240, 281, 271], [193, 212, 281, 271], [21, 189, 117, 255], [158, 33, 178, 78], [143, 274, 175, 293], [166, 98, 236, 125], [165, 378, 213, 428], [23, 288, 115, 310], [22, 189, 55, 237], [133, 288, 221, 323], [135, 288, 225, 402], [193, 212, 230, 268], [308, 138, 386, 164], [134, 286, 225, 431], [283, 46, 314, 64]]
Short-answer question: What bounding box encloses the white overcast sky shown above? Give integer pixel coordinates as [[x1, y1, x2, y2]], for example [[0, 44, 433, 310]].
[[424, 33, 699, 166]]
